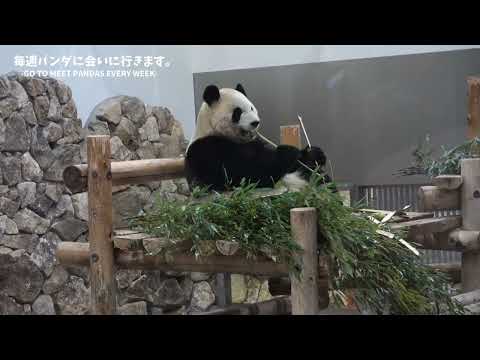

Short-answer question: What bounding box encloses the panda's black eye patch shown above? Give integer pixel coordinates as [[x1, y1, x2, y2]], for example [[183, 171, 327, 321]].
[[232, 107, 242, 123], [251, 106, 253, 111]]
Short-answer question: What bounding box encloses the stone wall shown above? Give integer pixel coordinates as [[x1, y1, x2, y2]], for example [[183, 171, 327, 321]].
[[0, 73, 271, 315]]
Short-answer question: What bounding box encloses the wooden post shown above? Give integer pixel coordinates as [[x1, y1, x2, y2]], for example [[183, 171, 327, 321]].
[[87, 135, 116, 315], [461, 158, 480, 292], [467, 77, 480, 140], [280, 125, 302, 148], [290, 207, 319, 315]]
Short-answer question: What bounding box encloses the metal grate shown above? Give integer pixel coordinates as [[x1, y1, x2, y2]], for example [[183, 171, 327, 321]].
[[355, 183, 461, 265]]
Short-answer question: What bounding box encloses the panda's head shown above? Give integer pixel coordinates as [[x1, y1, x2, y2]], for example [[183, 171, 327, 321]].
[[193, 84, 261, 143]]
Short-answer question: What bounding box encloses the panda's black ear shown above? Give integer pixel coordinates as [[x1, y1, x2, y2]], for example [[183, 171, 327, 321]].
[[235, 84, 247, 97], [203, 85, 220, 106]]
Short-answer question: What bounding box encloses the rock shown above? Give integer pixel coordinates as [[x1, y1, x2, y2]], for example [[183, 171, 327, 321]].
[[43, 122, 63, 143], [64, 265, 89, 284], [87, 119, 110, 136], [47, 96, 62, 122], [116, 269, 142, 289], [58, 118, 82, 144], [0, 247, 12, 254], [9, 248, 26, 258], [117, 301, 147, 315], [30, 126, 54, 170], [110, 136, 134, 161], [45, 184, 62, 203], [87, 96, 125, 126], [8, 80, 29, 107], [150, 307, 163, 315], [43, 144, 81, 181], [161, 180, 177, 193], [42, 265, 69, 294], [190, 272, 211, 282], [22, 78, 46, 97], [52, 275, 89, 315], [32, 96, 50, 126], [17, 181, 37, 208], [21, 152, 43, 182], [0, 119, 4, 152], [1, 154, 22, 185], [1, 112, 30, 152], [190, 281, 215, 312], [0, 97, 18, 121], [0, 293, 25, 315], [0, 76, 10, 98], [0, 234, 39, 252], [121, 97, 146, 126], [28, 194, 54, 217], [14, 208, 50, 234], [180, 277, 194, 301], [0, 215, 18, 234], [0, 252, 44, 303], [153, 278, 187, 308], [157, 134, 182, 158], [29, 232, 61, 276], [244, 275, 272, 303], [55, 81, 72, 104], [51, 218, 87, 241], [152, 106, 169, 131], [0, 197, 20, 218], [92, 96, 124, 125], [142, 116, 161, 142], [61, 99, 77, 119], [171, 120, 185, 139], [231, 274, 247, 303], [19, 103, 38, 126], [32, 294, 55, 315], [113, 117, 137, 151], [174, 178, 190, 196], [112, 186, 150, 227], [49, 195, 74, 219], [71, 193, 88, 221], [136, 141, 156, 159]]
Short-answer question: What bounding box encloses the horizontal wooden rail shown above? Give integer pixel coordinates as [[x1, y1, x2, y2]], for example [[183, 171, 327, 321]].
[[57, 242, 289, 276], [63, 158, 186, 193]]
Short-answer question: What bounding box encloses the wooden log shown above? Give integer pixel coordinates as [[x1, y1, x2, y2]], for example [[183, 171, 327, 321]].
[[63, 158, 186, 193], [417, 186, 461, 211], [290, 207, 321, 315], [467, 76, 480, 140], [431, 263, 461, 283], [464, 302, 480, 314], [280, 125, 302, 148], [448, 229, 480, 251], [389, 216, 462, 251], [452, 289, 480, 306], [56, 242, 290, 276], [87, 135, 116, 315], [433, 175, 463, 190], [269, 262, 461, 297], [461, 158, 480, 292], [197, 296, 292, 315]]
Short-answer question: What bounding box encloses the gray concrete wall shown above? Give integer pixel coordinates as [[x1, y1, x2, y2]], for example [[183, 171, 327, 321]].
[[193, 49, 480, 186]]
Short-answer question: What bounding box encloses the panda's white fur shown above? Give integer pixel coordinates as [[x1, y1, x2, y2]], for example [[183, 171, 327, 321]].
[[186, 84, 332, 193], [189, 87, 260, 147]]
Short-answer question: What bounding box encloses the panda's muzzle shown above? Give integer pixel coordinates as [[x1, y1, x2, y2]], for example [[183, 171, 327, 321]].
[[251, 121, 260, 128]]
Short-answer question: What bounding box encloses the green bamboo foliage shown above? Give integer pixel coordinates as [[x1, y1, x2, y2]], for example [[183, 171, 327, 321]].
[[130, 174, 465, 315]]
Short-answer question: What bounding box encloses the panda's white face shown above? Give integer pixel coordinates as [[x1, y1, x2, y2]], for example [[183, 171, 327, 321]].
[[224, 88, 260, 132], [190, 84, 262, 146]]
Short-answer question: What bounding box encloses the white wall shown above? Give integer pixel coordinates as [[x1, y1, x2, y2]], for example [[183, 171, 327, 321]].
[[1, 45, 479, 139]]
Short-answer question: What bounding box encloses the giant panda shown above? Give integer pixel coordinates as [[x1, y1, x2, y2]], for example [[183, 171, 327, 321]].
[[185, 83, 333, 192]]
